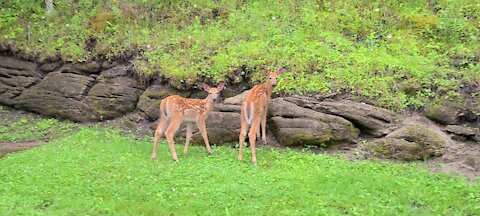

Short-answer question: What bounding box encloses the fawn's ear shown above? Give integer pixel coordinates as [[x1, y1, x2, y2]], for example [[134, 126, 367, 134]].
[[277, 67, 285, 74], [217, 83, 225, 91], [263, 68, 270, 76], [202, 83, 210, 92]]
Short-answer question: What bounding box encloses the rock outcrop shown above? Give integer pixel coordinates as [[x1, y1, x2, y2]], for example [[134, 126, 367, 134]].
[[283, 97, 402, 137], [84, 66, 146, 120], [15, 71, 97, 122], [3, 54, 477, 166], [364, 123, 446, 161], [0, 57, 42, 106], [268, 98, 359, 146], [190, 111, 241, 145], [425, 101, 460, 125], [12, 65, 146, 122], [444, 125, 480, 142]]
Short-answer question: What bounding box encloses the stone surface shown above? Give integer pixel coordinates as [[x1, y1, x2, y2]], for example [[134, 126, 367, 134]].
[[39, 62, 60, 73], [284, 98, 402, 137], [0, 56, 37, 71], [84, 66, 146, 120], [445, 125, 480, 142], [445, 125, 477, 136], [425, 101, 459, 125], [101, 60, 119, 70], [224, 90, 250, 105], [0, 57, 42, 105], [366, 123, 446, 161], [268, 98, 359, 146], [15, 71, 96, 122], [214, 104, 242, 113], [70, 61, 102, 74], [190, 111, 241, 145]]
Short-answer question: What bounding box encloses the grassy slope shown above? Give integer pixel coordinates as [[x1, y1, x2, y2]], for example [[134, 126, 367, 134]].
[[1, 0, 479, 110], [0, 117, 479, 215]]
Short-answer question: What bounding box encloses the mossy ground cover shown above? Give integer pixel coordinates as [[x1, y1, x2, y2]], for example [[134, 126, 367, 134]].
[[1, 0, 479, 110], [0, 112, 480, 215]]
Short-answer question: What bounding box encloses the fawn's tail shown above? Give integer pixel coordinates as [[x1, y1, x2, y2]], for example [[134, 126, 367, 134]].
[[243, 102, 254, 125]]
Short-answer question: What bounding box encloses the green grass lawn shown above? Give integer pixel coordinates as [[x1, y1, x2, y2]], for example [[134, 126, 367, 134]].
[[1, 127, 479, 215]]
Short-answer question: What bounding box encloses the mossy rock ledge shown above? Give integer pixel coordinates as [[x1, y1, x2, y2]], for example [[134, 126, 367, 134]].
[[365, 123, 446, 161], [268, 98, 360, 147]]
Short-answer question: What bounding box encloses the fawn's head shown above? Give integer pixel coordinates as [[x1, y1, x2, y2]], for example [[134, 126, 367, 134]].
[[202, 83, 225, 102], [263, 67, 285, 88]]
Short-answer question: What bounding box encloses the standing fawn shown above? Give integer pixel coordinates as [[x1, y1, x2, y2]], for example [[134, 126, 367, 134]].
[[152, 83, 225, 162], [238, 67, 284, 165]]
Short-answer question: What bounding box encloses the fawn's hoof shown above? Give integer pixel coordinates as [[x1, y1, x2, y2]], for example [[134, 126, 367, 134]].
[[151, 155, 157, 160], [252, 161, 257, 166]]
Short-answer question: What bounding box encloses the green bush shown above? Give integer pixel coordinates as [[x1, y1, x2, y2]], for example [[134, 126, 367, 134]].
[[1, 0, 479, 110]]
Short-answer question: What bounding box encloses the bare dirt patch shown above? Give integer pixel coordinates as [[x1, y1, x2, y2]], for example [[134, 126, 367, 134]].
[[0, 141, 44, 157]]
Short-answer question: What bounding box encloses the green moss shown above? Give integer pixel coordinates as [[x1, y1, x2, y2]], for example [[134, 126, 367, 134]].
[[425, 99, 459, 124], [109, 98, 118, 104], [363, 140, 388, 156], [365, 123, 446, 161], [404, 124, 446, 148]]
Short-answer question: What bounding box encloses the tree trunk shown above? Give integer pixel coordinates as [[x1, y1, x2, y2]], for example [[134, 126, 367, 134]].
[[45, 0, 53, 15]]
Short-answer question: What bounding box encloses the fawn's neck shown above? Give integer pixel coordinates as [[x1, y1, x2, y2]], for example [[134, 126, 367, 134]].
[[203, 95, 215, 113], [264, 81, 274, 98]]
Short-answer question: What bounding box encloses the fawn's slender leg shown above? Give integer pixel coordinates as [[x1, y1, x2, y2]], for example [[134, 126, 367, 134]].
[[184, 123, 193, 154], [238, 109, 248, 161], [261, 107, 268, 145], [197, 118, 212, 154], [165, 116, 182, 162], [248, 114, 262, 165], [152, 117, 168, 160]]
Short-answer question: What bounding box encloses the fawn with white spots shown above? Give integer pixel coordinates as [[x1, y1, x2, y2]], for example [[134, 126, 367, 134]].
[[238, 67, 284, 165], [152, 83, 225, 162]]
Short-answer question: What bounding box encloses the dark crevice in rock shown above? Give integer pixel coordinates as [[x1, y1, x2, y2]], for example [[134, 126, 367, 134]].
[[128, 85, 146, 91], [276, 114, 298, 119], [0, 73, 10, 78], [0, 69, 38, 78], [59, 68, 83, 75], [90, 95, 120, 99], [366, 114, 391, 124], [80, 83, 94, 98], [0, 79, 17, 87], [0, 66, 30, 71], [8, 91, 22, 99]]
